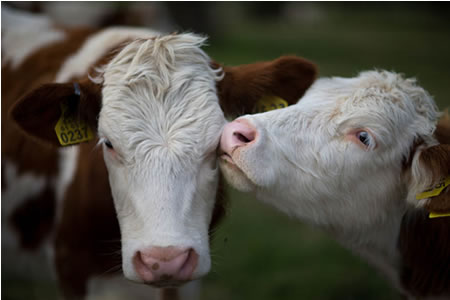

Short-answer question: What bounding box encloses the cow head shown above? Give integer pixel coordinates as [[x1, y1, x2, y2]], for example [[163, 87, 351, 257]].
[[10, 33, 317, 286], [220, 70, 449, 231]]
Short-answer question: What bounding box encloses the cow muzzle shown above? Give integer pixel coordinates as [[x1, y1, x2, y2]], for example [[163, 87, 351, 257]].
[[219, 119, 257, 161], [133, 246, 198, 287]]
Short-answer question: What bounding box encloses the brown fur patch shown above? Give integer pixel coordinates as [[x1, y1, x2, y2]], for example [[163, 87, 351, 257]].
[[398, 209, 450, 297], [434, 110, 450, 145], [216, 56, 318, 117], [9, 184, 56, 250], [420, 144, 450, 183], [54, 140, 121, 298], [424, 112, 450, 213], [426, 186, 450, 213], [419, 145, 450, 213]]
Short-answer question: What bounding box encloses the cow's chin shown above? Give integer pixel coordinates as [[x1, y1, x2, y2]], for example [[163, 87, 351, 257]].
[[219, 155, 256, 192]]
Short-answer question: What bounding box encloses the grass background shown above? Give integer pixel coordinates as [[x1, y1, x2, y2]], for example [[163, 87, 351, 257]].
[[3, 2, 450, 300]]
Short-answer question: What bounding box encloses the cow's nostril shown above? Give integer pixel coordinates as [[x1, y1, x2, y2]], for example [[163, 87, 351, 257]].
[[152, 263, 159, 270], [234, 132, 251, 143], [133, 246, 198, 284], [220, 119, 257, 157]]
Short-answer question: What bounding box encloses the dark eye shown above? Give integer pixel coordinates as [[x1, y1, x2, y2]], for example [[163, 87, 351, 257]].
[[104, 139, 114, 150], [357, 131, 371, 146]]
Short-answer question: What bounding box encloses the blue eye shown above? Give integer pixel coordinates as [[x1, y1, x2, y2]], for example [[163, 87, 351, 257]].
[[357, 131, 371, 146]]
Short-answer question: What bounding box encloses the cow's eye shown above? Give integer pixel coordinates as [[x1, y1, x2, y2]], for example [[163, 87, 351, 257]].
[[104, 139, 114, 150], [356, 131, 374, 148], [358, 131, 370, 145]]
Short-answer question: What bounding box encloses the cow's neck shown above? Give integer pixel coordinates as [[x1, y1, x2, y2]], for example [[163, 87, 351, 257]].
[[325, 198, 408, 292]]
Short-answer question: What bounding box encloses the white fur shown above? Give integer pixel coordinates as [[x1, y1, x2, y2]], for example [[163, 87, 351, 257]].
[[220, 70, 441, 298], [96, 33, 225, 281], [1, 6, 66, 69], [53, 147, 80, 220]]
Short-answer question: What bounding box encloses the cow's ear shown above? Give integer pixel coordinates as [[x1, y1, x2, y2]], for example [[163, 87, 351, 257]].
[[216, 56, 318, 117], [9, 79, 102, 147], [434, 111, 450, 144], [407, 140, 450, 215]]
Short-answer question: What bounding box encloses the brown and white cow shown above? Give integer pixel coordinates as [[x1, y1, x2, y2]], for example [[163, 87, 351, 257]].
[[219, 70, 450, 299], [1, 6, 317, 300]]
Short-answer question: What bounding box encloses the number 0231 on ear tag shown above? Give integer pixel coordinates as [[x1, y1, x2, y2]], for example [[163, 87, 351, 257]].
[[254, 95, 288, 113], [54, 102, 94, 146]]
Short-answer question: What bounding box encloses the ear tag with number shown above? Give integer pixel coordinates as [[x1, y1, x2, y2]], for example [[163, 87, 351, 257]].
[[254, 95, 289, 113], [416, 177, 450, 200], [415, 176, 450, 219], [54, 102, 94, 146]]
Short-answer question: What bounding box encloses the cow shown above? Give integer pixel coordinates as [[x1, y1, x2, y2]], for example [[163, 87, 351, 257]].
[[1, 6, 318, 300], [219, 70, 450, 299]]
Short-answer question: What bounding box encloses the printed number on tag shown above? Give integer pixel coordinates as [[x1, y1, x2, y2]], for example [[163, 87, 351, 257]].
[[54, 102, 94, 146], [416, 177, 450, 200]]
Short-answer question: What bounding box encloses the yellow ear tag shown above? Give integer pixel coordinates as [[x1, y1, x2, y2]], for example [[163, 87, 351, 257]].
[[416, 177, 450, 200], [54, 102, 94, 146], [254, 95, 288, 113], [429, 212, 450, 219]]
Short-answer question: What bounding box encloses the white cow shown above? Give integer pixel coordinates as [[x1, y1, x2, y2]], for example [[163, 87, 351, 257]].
[[219, 70, 450, 299]]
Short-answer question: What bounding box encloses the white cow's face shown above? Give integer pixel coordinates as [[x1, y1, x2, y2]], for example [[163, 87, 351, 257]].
[[220, 71, 439, 229], [97, 34, 224, 284]]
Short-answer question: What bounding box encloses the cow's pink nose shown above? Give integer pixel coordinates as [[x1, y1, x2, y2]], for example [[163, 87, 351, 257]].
[[133, 246, 198, 285], [220, 119, 257, 157]]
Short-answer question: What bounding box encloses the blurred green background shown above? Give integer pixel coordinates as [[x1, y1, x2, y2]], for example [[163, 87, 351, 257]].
[[3, 2, 450, 300]]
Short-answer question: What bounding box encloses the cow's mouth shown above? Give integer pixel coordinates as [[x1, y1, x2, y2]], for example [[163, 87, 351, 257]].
[[218, 148, 241, 170], [218, 153, 247, 177], [218, 152, 256, 192], [219, 152, 234, 165], [218, 147, 249, 176]]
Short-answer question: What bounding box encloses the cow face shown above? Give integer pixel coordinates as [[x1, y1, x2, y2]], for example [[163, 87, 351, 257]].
[[96, 35, 227, 284], [220, 70, 447, 230], [10, 33, 317, 286]]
